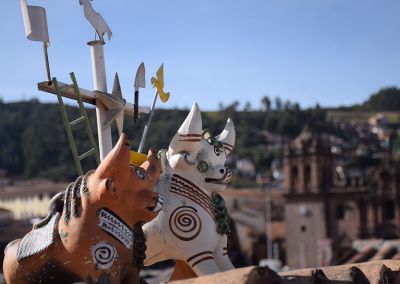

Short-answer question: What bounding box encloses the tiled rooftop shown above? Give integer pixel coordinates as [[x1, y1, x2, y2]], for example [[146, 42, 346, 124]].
[[171, 260, 400, 284]]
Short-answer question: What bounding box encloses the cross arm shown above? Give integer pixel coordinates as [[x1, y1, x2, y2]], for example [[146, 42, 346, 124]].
[[37, 81, 150, 115]]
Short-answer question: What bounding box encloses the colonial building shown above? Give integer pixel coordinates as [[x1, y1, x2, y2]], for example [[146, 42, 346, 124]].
[[221, 189, 285, 265], [283, 126, 400, 269], [0, 179, 66, 220]]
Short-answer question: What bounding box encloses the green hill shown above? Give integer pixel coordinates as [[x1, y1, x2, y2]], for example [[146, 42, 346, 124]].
[[0, 86, 399, 184]]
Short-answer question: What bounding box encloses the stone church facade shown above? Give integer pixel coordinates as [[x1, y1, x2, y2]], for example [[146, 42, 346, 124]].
[[283, 126, 400, 268]]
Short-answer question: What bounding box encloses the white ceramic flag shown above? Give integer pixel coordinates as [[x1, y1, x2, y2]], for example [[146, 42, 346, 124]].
[[20, 0, 50, 44]]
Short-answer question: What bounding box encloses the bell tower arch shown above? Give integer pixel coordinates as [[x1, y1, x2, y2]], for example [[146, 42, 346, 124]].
[[283, 126, 332, 268]]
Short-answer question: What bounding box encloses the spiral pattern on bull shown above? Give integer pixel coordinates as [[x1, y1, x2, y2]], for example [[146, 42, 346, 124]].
[[91, 241, 117, 270], [169, 206, 202, 241]]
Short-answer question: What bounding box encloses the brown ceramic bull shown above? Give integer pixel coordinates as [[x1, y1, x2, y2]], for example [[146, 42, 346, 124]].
[[3, 133, 161, 284]]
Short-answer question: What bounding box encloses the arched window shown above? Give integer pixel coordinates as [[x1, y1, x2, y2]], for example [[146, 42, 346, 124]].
[[336, 204, 345, 220], [385, 200, 396, 220], [304, 165, 311, 191], [291, 166, 298, 192]]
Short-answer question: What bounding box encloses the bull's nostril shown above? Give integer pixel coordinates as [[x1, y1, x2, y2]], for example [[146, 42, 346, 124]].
[[220, 169, 225, 174]]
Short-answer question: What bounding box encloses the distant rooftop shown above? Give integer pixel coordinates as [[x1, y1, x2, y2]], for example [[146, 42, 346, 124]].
[[0, 179, 67, 199]]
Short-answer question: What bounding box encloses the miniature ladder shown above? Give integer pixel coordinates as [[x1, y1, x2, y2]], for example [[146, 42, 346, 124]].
[[53, 72, 100, 176]]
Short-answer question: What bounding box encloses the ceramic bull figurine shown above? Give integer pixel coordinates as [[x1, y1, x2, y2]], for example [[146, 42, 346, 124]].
[[143, 103, 235, 276], [3, 133, 162, 284]]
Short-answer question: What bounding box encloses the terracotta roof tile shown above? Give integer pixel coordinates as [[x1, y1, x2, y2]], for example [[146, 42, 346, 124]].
[[171, 260, 400, 283]]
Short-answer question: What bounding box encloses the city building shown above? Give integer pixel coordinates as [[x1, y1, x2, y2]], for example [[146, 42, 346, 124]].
[[283, 126, 400, 269], [0, 179, 66, 220]]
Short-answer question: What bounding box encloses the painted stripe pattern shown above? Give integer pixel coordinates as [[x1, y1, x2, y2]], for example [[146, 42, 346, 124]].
[[225, 169, 233, 184], [178, 133, 202, 142], [222, 142, 233, 154], [186, 251, 215, 267], [170, 174, 215, 221], [98, 208, 133, 249]]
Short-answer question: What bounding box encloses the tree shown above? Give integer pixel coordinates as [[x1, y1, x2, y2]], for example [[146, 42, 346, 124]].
[[284, 100, 292, 111], [392, 134, 400, 161], [221, 101, 239, 119], [363, 87, 400, 111], [261, 96, 271, 112], [293, 103, 301, 112], [275, 97, 282, 111], [243, 101, 252, 112]]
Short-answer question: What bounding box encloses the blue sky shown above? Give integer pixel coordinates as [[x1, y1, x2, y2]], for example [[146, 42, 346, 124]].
[[1, 0, 399, 111]]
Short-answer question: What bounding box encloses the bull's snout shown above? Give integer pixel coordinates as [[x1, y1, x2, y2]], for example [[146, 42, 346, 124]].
[[150, 193, 163, 213], [218, 167, 231, 179], [205, 167, 232, 185]]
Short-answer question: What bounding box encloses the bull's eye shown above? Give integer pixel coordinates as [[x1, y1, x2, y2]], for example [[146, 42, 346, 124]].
[[197, 161, 209, 173], [214, 146, 222, 156], [135, 168, 145, 180], [106, 177, 114, 191]]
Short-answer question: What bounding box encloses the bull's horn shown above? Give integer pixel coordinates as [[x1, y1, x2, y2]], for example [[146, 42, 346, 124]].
[[95, 133, 130, 179], [216, 118, 235, 155], [168, 103, 202, 156]]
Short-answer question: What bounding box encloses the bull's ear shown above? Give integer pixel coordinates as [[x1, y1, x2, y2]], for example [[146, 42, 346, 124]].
[[168, 103, 202, 156], [216, 118, 235, 155], [95, 133, 131, 179]]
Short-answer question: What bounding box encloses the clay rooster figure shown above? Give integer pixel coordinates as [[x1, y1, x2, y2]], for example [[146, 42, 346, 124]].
[[143, 103, 235, 276], [3, 134, 162, 284]]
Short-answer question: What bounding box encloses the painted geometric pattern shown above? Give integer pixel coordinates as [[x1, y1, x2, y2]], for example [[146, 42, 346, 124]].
[[98, 208, 133, 249], [170, 174, 215, 221], [186, 250, 214, 268], [178, 133, 202, 142], [169, 206, 202, 241]]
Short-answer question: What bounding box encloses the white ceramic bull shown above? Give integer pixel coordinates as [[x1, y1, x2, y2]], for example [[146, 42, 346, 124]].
[[143, 103, 235, 276]]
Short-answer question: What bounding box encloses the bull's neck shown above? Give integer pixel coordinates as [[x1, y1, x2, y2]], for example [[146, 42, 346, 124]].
[[168, 173, 231, 235], [60, 181, 135, 251]]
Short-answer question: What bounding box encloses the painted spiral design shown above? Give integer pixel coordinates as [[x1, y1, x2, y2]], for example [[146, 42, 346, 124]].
[[91, 241, 117, 270], [169, 206, 202, 241]]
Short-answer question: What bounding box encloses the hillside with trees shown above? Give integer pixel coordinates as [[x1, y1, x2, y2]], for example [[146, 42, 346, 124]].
[[0, 87, 399, 185]]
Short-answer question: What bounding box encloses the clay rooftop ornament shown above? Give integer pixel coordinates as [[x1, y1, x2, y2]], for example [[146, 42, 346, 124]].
[[137, 64, 170, 153], [79, 0, 112, 42], [20, 0, 52, 83], [95, 73, 126, 135], [134, 63, 146, 124], [151, 64, 170, 103], [3, 133, 162, 284], [143, 103, 236, 277]]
